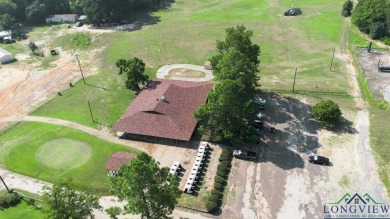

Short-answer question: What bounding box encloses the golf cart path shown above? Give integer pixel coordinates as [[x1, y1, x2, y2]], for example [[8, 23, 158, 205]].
[[0, 167, 207, 219], [2, 115, 150, 153]]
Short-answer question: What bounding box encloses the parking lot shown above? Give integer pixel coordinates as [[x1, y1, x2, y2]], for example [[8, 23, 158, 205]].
[[211, 92, 389, 219]]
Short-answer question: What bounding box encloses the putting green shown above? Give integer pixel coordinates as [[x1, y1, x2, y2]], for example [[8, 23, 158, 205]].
[[35, 138, 92, 170]]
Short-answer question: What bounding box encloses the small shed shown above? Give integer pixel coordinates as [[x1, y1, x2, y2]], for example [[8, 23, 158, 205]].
[[0, 48, 13, 64], [46, 14, 79, 23], [105, 152, 136, 176], [204, 61, 212, 70]]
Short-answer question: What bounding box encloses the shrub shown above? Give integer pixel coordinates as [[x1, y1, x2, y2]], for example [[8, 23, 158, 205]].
[[208, 194, 220, 202], [219, 154, 228, 162], [217, 163, 227, 172], [206, 200, 218, 213], [215, 175, 224, 184], [216, 170, 226, 177], [0, 192, 22, 207], [211, 189, 220, 196], [370, 23, 386, 40], [214, 182, 222, 190], [384, 37, 390, 46], [341, 0, 353, 17], [105, 206, 122, 219], [311, 99, 342, 129]]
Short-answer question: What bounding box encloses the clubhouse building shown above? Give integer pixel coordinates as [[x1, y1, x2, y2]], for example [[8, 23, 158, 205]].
[[113, 79, 213, 143]]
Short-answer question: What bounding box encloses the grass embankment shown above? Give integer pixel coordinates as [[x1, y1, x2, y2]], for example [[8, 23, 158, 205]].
[[348, 27, 390, 196], [31, 0, 349, 128], [0, 122, 139, 195]]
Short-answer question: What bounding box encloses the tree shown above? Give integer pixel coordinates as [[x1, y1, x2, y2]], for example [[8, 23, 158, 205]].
[[0, 13, 16, 30], [28, 41, 38, 54], [26, 0, 47, 24], [194, 80, 256, 145], [341, 0, 353, 17], [370, 22, 386, 39], [351, 0, 390, 37], [41, 178, 101, 219], [0, 0, 17, 15], [210, 25, 261, 68], [109, 152, 181, 219], [311, 99, 342, 129], [212, 49, 258, 97], [116, 57, 150, 94]]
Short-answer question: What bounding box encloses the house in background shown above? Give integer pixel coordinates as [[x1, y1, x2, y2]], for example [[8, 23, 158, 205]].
[[113, 79, 213, 143], [46, 14, 79, 23], [105, 152, 136, 176], [0, 48, 13, 64]]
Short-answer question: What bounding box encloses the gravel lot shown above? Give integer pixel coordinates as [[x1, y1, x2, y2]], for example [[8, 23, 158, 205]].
[[356, 48, 390, 101]]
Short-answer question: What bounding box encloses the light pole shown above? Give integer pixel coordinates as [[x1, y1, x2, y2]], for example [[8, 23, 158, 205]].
[[0, 176, 10, 192]]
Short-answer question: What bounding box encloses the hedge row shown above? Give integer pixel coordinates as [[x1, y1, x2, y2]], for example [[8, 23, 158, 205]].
[[206, 148, 231, 213]]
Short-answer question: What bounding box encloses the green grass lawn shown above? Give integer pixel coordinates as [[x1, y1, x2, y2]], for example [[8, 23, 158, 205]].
[[0, 200, 44, 219], [0, 189, 44, 219], [30, 0, 350, 128], [0, 122, 139, 195]]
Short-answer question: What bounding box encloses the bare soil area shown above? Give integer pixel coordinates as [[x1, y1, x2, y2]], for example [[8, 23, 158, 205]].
[[0, 25, 104, 133], [166, 68, 206, 79], [356, 48, 390, 100]]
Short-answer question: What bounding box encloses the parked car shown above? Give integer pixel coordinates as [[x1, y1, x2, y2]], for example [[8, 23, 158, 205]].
[[76, 21, 83, 27], [233, 150, 257, 160], [253, 120, 264, 129], [253, 97, 266, 106], [308, 155, 330, 165]]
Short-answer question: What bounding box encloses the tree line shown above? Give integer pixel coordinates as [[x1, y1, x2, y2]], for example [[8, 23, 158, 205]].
[[350, 0, 390, 41], [0, 0, 173, 30]]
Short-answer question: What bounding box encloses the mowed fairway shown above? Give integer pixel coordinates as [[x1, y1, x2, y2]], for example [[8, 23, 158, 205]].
[[0, 122, 139, 194], [31, 0, 349, 128]]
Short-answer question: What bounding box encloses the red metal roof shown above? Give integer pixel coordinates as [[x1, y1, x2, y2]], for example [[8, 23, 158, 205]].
[[113, 79, 213, 141], [105, 152, 136, 171]]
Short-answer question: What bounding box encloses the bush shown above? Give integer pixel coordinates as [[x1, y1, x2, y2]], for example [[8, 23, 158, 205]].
[[0, 192, 22, 207], [219, 156, 227, 162], [384, 37, 390, 46], [214, 182, 222, 190], [211, 189, 221, 196], [216, 170, 226, 177], [215, 175, 224, 184], [370, 23, 386, 40], [208, 194, 220, 202], [206, 200, 218, 213], [341, 0, 353, 17], [311, 99, 342, 129], [217, 163, 227, 172]]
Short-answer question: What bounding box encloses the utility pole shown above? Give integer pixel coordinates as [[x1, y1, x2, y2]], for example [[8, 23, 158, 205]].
[[87, 101, 95, 122], [0, 176, 10, 192], [292, 67, 298, 92], [76, 54, 86, 84], [330, 48, 335, 71]]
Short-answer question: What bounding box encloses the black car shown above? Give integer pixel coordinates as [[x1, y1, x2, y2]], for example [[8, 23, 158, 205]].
[[308, 155, 330, 165]]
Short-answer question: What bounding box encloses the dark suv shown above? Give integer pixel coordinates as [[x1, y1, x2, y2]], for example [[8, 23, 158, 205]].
[[308, 155, 330, 165]]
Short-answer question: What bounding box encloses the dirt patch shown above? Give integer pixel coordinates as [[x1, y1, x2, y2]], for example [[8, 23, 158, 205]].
[[355, 48, 390, 100], [157, 64, 214, 82], [165, 68, 206, 79]]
